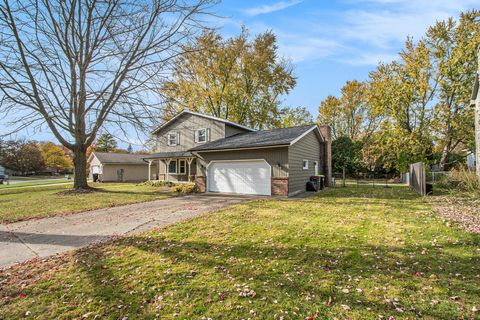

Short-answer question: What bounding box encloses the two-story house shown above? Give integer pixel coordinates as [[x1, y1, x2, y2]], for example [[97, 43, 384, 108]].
[[142, 110, 332, 197]]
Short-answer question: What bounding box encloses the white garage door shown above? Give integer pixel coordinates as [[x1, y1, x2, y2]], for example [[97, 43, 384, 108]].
[[207, 160, 271, 195]]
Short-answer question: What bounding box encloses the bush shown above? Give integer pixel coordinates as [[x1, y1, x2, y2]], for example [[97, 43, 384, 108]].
[[138, 180, 174, 187], [172, 183, 198, 193], [436, 168, 479, 193]]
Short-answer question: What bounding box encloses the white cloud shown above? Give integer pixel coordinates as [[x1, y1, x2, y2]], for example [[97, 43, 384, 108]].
[[244, 0, 303, 16], [338, 52, 399, 66], [340, 0, 479, 48]]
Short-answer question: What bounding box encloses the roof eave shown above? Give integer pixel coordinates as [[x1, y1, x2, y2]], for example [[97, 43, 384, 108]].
[[192, 144, 290, 153], [289, 125, 322, 146], [151, 110, 256, 135]]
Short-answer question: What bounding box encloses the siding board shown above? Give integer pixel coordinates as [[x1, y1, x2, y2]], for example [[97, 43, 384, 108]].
[[288, 130, 322, 195], [154, 113, 225, 152]]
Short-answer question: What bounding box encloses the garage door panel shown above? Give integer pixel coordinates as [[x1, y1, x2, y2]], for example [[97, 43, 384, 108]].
[[207, 161, 271, 195]]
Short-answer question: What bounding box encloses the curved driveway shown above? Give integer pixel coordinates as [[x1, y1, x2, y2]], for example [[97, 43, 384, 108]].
[[0, 194, 259, 268]]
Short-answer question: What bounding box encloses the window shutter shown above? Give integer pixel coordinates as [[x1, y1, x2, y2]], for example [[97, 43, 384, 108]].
[[194, 130, 198, 143], [167, 135, 171, 146], [176, 132, 180, 145], [206, 128, 210, 141]]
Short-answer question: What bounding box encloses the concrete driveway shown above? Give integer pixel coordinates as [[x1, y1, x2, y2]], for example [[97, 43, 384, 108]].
[[0, 193, 259, 268]]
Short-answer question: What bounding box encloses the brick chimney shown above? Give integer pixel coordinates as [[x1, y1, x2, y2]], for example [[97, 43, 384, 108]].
[[319, 126, 332, 186]]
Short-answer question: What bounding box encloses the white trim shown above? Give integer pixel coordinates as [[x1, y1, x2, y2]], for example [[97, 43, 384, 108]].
[[314, 161, 319, 175], [195, 144, 289, 153], [206, 159, 272, 196], [195, 128, 208, 143], [302, 160, 309, 170], [152, 110, 255, 134], [179, 159, 186, 174], [167, 132, 179, 146], [290, 125, 323, 145]]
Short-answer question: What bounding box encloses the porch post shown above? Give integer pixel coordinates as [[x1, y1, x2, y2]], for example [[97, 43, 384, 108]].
[[186, 157, 194, 182], [165, 158, 171, 181], [158, 159, 161, 180], [148, 160, 152, 181]]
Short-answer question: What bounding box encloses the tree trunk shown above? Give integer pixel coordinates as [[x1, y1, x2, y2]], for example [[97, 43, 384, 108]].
[[72, 147, 89, 189], [438, 144, 450, 171]]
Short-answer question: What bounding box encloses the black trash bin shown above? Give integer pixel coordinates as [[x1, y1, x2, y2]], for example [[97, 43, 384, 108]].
[[93, 173, 99, 183], [306, 181, 317, 192]]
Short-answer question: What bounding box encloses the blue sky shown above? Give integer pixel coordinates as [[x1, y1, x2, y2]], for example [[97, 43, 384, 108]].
[[214, 0, 478, 113], [3, 0, 478, 147]]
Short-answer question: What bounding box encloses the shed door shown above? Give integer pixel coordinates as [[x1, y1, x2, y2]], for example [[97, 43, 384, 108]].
[[207, 160, 271, 195]]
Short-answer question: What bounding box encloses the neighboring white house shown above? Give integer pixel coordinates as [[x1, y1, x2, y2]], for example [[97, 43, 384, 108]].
[[467, 151, 476, 169]]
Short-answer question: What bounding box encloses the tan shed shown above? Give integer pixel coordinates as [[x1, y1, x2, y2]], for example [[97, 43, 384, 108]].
[[88, 152, 155, 182]]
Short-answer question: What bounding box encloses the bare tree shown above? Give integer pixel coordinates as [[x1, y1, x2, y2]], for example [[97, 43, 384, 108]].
[[0, 0, 215, 189]]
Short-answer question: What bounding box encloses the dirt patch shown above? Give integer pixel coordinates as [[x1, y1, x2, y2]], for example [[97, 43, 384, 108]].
[[430, 196, 480, 233], [54, 186, 101, 195]]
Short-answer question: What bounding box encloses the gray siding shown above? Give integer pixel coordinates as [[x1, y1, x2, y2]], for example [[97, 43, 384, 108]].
[[154, 113, 225, 152], [288, 130, 322, 196], [225, 124, 250, 137], [196, 147, 288, 178]]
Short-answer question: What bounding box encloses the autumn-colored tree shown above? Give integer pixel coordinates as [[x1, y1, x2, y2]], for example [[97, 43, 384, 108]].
[[0, 140, 45, 174], [426, 11, 480, 170], [161, 29, 297, 129], [39, 142, 73, 172], [278, 107, 313, 128], [318, 81, 380, 141], [367, 39, 436, 172]]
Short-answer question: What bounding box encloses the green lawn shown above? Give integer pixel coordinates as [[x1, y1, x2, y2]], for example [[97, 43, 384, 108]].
[[0, 179, 72, 189], [0, 183, 173, 223], [0, 185, 478, 319]]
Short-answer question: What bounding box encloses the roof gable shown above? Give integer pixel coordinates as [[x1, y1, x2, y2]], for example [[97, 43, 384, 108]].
[[152, 110, 255, 135]]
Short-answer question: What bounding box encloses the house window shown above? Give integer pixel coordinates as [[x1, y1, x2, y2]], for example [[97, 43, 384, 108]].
[[167, 132, 179, 146], [168, 160, 177, 173], [179, 160, 186, 174], [302, 160, 309, 170], [195, 128, 208, 143]]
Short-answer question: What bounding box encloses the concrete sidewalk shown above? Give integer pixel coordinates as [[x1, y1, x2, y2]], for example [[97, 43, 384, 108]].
[[0, 194, 259, 268]]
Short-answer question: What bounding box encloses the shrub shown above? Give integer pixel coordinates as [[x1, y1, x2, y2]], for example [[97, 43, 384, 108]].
[[138, 180, 174, 187], [172, 183, 198, 193], [436, 168, 479, 193]]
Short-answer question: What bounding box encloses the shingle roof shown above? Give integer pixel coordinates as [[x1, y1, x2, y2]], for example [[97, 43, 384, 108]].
[[142, 151, 194, 159], [190, 125, 319, 152], [92, 152, 147, 164]]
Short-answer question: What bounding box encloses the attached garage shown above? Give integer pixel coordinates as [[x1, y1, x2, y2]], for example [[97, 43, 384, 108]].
[[207, 160, 271, 195]]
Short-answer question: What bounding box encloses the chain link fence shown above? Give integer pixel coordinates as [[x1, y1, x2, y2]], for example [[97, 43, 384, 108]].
[[332, 172, 402, 188]]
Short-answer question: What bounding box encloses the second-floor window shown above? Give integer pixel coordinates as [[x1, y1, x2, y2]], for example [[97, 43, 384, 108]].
[[195, 128, 209, 143], [167, 132, 179, 146]]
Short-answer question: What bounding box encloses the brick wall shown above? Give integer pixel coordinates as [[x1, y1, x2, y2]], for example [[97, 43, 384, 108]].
[[195, 176, 206, 193], [271, 177, 288, 196], [320, 126, 332, 186]]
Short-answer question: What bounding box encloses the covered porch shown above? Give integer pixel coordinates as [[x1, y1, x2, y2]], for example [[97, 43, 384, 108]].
[[143, 151, 197, 182]]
